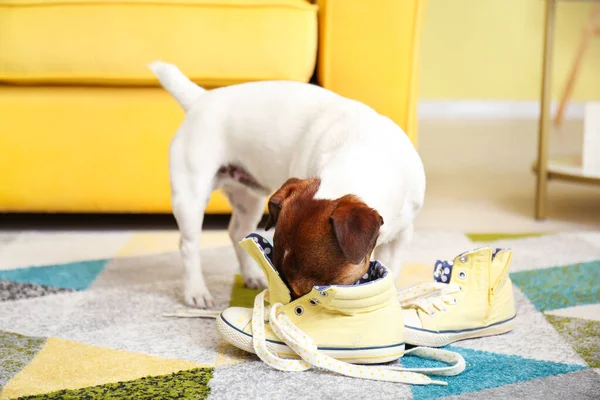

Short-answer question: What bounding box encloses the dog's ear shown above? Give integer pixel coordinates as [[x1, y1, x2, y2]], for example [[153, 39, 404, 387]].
[[264, 178, 303, 231], [330, 195, 384, 264]]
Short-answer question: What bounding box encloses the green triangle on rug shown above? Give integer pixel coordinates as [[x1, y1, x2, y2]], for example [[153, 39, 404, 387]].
[[465, 232, 546, 242], [229, 274, 261, 308], [14, 368, 214, 400], [545, 314, 600, 368], [401, 346, 586, 399], [0, 330, 47, 388]]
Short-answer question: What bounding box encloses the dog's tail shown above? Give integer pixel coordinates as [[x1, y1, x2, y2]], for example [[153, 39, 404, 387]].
[[148, 60, 205, 112]]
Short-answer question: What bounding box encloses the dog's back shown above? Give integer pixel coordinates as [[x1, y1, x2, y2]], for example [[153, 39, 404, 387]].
[[152, 60, 425, 230]]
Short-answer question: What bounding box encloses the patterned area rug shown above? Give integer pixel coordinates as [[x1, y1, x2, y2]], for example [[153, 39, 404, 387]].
[[0, 230, 599, 399]]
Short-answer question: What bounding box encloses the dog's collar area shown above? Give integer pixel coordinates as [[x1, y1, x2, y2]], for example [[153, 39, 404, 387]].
[[244, 233, 389, 291], [350, 261, 388, 285]]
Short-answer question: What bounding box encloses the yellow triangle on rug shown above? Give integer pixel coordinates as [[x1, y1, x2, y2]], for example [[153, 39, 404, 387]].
[[1, 337, 208, 400], [116, 230, 232, 258]]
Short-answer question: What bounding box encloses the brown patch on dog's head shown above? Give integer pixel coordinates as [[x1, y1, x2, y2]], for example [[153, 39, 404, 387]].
[[265, 178, 384, 299]]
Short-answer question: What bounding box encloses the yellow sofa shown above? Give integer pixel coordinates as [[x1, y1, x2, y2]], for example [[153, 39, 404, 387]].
[[0, 0, 425, 214]]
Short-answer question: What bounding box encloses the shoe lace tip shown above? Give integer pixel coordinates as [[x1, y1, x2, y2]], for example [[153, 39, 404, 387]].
[[431, 379, 448, 386]]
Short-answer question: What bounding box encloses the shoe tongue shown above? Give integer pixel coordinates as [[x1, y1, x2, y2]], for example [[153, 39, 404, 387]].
[[433, 259, 454, 283], [239, 233, 291, 305]]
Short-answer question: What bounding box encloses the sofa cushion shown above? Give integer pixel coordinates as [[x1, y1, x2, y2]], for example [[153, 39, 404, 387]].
[[0, 85, 234, 213], [0, 0, 317, 86]]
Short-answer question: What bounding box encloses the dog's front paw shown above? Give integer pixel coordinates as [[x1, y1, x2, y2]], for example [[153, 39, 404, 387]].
[[184, 279, 215, 309], [242, 268, 268, 290]]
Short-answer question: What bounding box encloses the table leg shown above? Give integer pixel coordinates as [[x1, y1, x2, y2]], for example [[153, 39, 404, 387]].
[[535, 0, 556, 220], [554, 3, 600, 127]]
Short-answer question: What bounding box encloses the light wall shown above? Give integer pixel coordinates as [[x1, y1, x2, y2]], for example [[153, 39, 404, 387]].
[[420, 0, 600, 101]]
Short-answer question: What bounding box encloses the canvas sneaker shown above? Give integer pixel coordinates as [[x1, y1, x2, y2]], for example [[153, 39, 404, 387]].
[[398, 247, 517, 348], [216, 233, 466, 386]]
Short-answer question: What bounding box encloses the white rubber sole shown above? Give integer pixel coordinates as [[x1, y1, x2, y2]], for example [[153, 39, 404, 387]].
[[404, 316, 516, 347], [217, 314, 405, 364]]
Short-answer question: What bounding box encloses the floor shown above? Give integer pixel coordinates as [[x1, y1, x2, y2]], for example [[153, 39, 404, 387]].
[[416, 118, 600, 232], [1, 119, 599, 234]]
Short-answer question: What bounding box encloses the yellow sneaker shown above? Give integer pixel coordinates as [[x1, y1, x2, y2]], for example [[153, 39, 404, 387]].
[[398, 247, 516, 347], [217, 234, 466, 386], [218, 233, 406, 364]]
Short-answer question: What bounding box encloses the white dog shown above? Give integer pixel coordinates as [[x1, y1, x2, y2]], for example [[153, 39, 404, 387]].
[[149, 61, 426, 308]]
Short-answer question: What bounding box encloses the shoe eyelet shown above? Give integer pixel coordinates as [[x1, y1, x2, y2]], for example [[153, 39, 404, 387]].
[[451, 298, 458, 305], [294, 306, 304, 316], [458, 271, 467, 280], [309, 298, 319, 306], [459, 255, 468, 263], [319, 291, 328, 297]]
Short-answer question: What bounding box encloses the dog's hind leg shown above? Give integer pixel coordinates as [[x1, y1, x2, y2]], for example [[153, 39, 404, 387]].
[[172, 191, 215, 308], [224, 186, 268, 290], [170, 131, 220, 308]]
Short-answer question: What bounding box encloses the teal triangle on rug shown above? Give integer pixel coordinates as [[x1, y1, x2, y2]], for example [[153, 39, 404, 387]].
[[510, 260, 600, 311], [0, 259, 109, 291], [401, 346, 586, 399]]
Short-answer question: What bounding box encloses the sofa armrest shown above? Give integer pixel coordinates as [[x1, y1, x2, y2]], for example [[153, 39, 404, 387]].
[[316, 0, 425, 147]]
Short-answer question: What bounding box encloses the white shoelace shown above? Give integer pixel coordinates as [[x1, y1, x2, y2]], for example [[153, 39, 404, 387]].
[[251, 289, 465, 386], [163, 309, 222, 318], [396, 282, 462, 315]]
